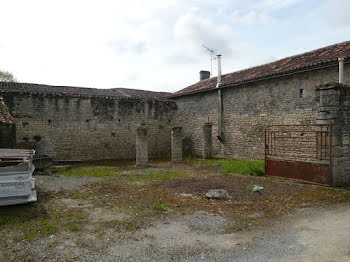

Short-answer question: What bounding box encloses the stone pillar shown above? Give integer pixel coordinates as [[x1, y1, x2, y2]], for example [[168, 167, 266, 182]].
[[136, 125, 148, 166], [203, 123, 212, 159], [171, 127, 182, 162], [316, 83, 350, 186]]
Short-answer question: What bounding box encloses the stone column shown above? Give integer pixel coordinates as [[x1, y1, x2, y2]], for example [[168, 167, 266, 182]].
[[316, 83, 350, 186], [136, 125, 148, 166], [203, 123, 212, 159], [171, 127, 182, 162]]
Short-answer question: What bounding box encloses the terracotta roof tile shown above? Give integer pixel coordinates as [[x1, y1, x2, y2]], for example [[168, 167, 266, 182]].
[[0, 82, 171, 100], [173, 41, 350, 97]]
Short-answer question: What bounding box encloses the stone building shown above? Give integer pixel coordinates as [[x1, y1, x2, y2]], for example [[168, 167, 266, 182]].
[[0, 84, 177, 160], [1, 41, 350, 185], [171, 41, 350, 160]]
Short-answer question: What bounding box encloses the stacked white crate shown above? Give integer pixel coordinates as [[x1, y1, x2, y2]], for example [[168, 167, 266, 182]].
[[0, 149, 37, 206]]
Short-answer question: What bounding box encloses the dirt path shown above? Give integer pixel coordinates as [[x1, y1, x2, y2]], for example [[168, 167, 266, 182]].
[[288, 204, 350, 261], [82, 204, 350, 262]]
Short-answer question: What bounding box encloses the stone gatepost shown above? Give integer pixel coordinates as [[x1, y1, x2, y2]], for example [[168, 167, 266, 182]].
[[136, 125, 148, 166], [316, 83, 350, 186], [171, 127, 182, 162], [203, 123, 212, 159]]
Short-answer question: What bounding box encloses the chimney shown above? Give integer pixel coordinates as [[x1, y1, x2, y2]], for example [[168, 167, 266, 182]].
[[216, 54, 222, 88], [199, 70, 210, 81], [339, 58, 344, 84]]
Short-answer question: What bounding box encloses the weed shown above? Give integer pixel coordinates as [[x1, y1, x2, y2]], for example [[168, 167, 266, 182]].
[[66, 210, 73, 221], [67, 223, 79, 231], [57, 167, 118, 178], [247, 185, 254, 192], [43, 223, 58, 235], [73, 191, 89, 199], [122, 219, 134, 231], [123, 170, 188, 182], [48, 242, 55, 248], [26, 232, 37, 241], [152, 203, 166, 211], [195, 159, 264, 176], [0, 216, 4, 225], [268, 196, 276, 201]]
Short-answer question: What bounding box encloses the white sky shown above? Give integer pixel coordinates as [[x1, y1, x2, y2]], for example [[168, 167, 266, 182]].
[[0, 0, 349, 92]]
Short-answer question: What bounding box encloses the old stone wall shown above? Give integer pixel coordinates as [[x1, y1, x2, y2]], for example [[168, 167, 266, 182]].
[[173, 65, 350, 160], [2, 93, 177, 160], [0, 123, 16, 148]]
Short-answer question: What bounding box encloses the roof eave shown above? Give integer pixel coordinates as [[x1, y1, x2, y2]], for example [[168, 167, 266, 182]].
[[169, 59, 344, 99]]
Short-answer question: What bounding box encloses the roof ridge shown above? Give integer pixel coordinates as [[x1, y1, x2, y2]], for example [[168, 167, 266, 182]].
[[0, 82, 171, 100], [173, 40, 350, 96]]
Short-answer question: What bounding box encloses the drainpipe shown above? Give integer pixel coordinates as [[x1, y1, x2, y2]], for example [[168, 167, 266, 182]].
[[339, 58, 344, 84], [216, 54, 223, 142]]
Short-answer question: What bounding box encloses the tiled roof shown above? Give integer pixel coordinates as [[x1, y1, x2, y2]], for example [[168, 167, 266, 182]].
[[172, 41, 350, 97], [0, 96, 14, 124], [0, 82, 171, 100]]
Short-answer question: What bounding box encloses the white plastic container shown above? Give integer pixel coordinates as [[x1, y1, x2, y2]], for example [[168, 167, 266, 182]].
[[0, 149, 37, 206]]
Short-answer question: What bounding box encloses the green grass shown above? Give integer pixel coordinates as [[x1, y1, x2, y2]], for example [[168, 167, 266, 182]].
[[121, 170, 188, 182], [57, 167, 188, 182], [152, 203, 166, 211], [194, 159, 265, 176], [57, 167, 117, 178]]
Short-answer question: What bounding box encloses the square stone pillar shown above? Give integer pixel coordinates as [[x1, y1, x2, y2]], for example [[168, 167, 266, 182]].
[[171, 127, 182, 162], [136, 125, 148, 166], [316, 83, 350, 186], [203, 123, 212, 159]]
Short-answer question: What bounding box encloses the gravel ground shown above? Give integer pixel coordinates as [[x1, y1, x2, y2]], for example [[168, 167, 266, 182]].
[[81, 206, 350, 262], [1, 166, 350, 261], [81, 204, 350, 262], [34, 174, 101, 192]]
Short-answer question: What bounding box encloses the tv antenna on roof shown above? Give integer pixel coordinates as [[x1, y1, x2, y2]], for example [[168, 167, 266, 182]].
[[202, 44, 216, 77]]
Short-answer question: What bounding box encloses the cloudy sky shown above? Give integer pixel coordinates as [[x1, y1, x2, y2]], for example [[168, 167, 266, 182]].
[[0, 0, 349, 92]]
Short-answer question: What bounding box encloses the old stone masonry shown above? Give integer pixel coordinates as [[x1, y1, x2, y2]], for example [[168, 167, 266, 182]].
[[1, 41, 350, 186]]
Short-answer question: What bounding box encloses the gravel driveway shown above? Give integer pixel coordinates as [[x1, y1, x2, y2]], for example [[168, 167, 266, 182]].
[[83, 204, 350, 262], [1, 166, 350, 262]]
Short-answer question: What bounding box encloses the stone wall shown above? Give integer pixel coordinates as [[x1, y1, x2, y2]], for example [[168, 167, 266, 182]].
[[173, 65, 350, 160], [0, 123, 16, 148], [2, 93, 177, 160]]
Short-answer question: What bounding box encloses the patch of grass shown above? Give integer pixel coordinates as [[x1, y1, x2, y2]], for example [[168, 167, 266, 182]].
[[122, 219, 135, 231], [25, 231, 37, 241], [40, 218, 58, 235], [246, 185, 254, 192], [152, 203, 166, 211], [57, 167, 188, 183], [57, 167, 118, 178], [123, 170, 188, 182], [67, 222, 79, 231], [73, 191, 90, 199], [195, 159, 265, 176]]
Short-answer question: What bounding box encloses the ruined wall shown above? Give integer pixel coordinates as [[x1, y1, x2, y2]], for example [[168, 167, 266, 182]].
[[173, 65, 350, 160], [2, 94, 177, 160]]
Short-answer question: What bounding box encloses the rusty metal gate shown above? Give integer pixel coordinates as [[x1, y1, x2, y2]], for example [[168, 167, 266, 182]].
[[265, 124, 331, 185]]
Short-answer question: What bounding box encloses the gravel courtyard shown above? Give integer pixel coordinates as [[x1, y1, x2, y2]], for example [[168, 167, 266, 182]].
[[1, 159, 350, 261]]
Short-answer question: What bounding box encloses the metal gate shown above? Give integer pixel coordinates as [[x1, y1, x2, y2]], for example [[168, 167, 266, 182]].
[[265, 124, 331, 185]]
